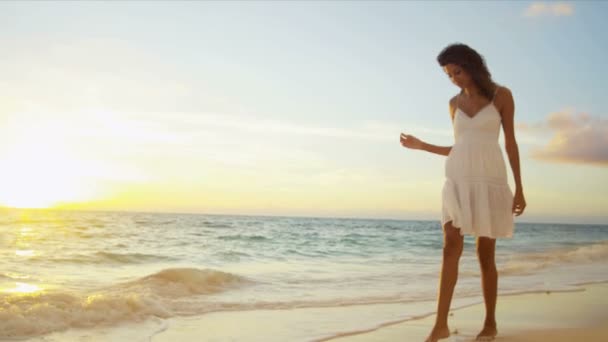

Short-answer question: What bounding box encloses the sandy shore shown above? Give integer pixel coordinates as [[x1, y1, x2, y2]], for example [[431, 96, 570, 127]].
[[30, 283, 608, 341], [327, 282, 608, 342]]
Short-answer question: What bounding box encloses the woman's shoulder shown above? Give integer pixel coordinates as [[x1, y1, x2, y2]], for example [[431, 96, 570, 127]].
[[449, 92, 461, 109], [449, 94, 459, 118], [449, 94, 459, 105], [495, 85, 513, 101], [494, 85, 514, 116]]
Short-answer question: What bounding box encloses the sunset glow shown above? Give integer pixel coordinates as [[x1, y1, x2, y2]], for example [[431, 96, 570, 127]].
[[0, 129, 100, 208], [0, 1, 606, 223]]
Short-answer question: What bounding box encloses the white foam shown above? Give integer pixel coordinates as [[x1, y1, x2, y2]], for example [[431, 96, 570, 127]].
[[0, 268, 250, 339], [500, 241, 608, 276]]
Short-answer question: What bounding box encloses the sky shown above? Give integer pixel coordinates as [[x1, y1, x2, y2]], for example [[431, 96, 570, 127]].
[[0, 1, 607, 224]]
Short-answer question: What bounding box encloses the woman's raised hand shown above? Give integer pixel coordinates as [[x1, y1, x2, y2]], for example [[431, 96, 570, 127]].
[[400, 133, 424, 150]]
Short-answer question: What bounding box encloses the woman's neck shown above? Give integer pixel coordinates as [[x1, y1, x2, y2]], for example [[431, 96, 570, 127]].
[[462, 86, 482, 97]]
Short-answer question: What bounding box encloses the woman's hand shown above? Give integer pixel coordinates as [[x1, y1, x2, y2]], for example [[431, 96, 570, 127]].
[[400, 133, 424, 150], [512, 189, 527, 216]]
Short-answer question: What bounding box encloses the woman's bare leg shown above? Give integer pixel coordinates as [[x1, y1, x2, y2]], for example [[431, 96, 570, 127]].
[[426, 220, 464, 342], [476, 237, 498, 340]]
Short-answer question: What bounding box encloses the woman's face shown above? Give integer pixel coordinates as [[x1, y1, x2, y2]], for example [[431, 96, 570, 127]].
[[443, 63, 471, 89]]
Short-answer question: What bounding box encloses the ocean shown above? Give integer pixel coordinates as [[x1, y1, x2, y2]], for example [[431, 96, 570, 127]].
[[1, 209, 607, 341]]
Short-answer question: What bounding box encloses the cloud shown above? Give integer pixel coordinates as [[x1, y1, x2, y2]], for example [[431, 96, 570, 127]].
[[117, 110, 453, 146], [525, 111, 608, 166], [0, 34, 450, 147], [524, 2, 574, 17]]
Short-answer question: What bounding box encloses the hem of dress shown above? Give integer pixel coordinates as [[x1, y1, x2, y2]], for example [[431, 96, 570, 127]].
[[440, 217, 514, 239]]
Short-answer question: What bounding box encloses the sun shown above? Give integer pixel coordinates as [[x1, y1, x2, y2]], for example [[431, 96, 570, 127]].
[[0, 126, 99, 209]]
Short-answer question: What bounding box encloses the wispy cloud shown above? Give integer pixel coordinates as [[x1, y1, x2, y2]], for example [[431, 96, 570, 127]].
[[524, 2, 574, 17], [522, 111, 608, 166], [138, 112, 453, 142], [0, 35, 450, 146]]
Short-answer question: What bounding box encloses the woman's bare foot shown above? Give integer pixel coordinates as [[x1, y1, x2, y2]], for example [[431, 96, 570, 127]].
[[425, 325, 450, 342], [476, 324, 497, 341]]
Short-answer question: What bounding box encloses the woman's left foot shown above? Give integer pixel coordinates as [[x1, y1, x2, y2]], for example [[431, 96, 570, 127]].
[[476, 324, 497, 341]]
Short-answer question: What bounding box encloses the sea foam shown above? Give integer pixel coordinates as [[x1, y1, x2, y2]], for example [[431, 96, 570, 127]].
[[0, 268, 250, 339]]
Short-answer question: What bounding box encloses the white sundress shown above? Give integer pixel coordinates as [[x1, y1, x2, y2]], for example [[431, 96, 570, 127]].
[[441, 89, 515, 238]]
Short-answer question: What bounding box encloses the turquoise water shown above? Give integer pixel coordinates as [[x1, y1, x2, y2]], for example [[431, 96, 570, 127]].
[[1, 209, 607, 339]]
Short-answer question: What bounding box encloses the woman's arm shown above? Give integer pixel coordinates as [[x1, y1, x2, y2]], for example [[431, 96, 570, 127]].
[[421, 142, 452, 156], [497, 86, 527, 215], [400, 96, 457, 156], [400, 134, 452, 156]]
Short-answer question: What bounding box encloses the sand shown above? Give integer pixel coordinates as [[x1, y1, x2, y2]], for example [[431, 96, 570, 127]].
[[30, 283, 608, 341], [327, 282, 608, 342], [149, 283, 608, 342]]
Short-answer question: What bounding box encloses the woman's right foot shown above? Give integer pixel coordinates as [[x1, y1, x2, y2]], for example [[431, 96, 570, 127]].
[[476, 323, 497, 341], [425, 325, 450, 342]]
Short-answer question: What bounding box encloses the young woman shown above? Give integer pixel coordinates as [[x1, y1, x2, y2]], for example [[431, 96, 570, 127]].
[[400, 43, 526, 342]]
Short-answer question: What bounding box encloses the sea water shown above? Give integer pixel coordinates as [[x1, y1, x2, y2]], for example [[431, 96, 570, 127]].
[[1, 209, 607, 340]]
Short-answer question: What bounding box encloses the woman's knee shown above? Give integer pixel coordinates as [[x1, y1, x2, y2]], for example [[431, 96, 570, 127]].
[[443, 221, 464, 258]]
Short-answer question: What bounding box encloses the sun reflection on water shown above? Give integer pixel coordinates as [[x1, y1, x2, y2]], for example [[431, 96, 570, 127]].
[[15, 249, 35, 257], [4, 282, 42, 294]]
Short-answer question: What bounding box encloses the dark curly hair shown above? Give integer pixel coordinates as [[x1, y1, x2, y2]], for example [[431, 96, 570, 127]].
[[437, 43, 497, 101]]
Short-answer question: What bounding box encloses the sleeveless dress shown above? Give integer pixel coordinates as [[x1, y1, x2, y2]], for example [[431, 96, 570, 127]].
[[441, 90, 514, 238]]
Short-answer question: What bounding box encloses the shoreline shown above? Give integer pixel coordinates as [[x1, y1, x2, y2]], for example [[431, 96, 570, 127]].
[[22, 282, 608, 342], [325, 282, 608, 342], [314, 282, 604, 341]]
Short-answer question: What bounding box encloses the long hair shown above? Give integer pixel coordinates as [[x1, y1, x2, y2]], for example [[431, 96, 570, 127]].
[[437, 43, 497, 100]]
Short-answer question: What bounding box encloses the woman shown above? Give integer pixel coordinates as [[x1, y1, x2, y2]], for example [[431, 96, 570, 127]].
[[400, 43, 526, 342]]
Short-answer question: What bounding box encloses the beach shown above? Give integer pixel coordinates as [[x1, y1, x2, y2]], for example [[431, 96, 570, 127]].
[[325, 282, 608, 342], [3, 1, 608, 341], [2, 210, 607, 341], [35, 282, 608, 341]]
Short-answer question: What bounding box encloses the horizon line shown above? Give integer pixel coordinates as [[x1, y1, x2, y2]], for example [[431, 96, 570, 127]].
[[1, 206, 605, 226]]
